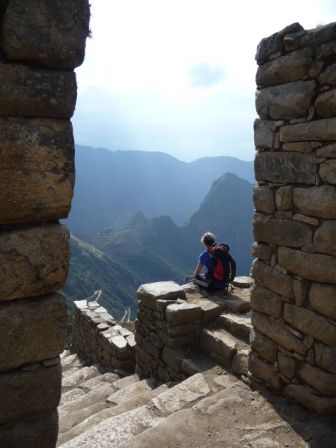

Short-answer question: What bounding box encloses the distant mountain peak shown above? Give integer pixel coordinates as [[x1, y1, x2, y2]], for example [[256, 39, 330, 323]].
[[128, 211, 148, 229]]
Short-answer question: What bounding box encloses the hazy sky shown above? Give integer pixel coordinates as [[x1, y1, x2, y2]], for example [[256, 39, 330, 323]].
[[73, 0, 336, 162]]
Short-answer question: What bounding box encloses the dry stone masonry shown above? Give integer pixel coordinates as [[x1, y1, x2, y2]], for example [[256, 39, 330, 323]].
[[72, 301, 136, 372], [0, 1, 90, 447], [251, 21, 336, 414]]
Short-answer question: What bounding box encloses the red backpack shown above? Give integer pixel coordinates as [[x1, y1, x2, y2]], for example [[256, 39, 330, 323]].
[[208, 243, 236, 283]]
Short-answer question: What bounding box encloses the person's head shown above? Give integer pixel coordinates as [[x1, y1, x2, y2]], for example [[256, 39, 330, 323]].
[[201, 232, 216, 247]]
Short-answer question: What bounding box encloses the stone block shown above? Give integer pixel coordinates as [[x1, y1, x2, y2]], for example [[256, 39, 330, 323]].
[[320, 160, 336, 184], [0, 293, 66, 371], [255, 22, 303, 62], [256, 48, 313, 87], [278, 353, 296, 379], [137, 282, 186, 310], [0, 63, 76, 118], [253, 119, 275, 148], [250, 284, 283, 318], [293, 277, 309, 306], [284, 22, 336, 51], [283, 303, 336, 345], [300, 363, 336, 396], [0, 118, 74, 224], [284, 384, 336, 414], [249, 353, 280, 389], [309, 282, 336, 319], [0, 411, 58, 448], [250, 329, 277, 363], [251, 242, 273, 263], [255, 152, 316, 184], [319, 62, 336, 85], [315, 342, 336, 374], [316, 143, 336, 158], [315, 89, 336, 118], [2, 0, 90, 70], [256, 80, 315, 120], [278, 246, 336, 284], [280, 118, 336, 142], [253, 214, 312, 248], [253, 186, 274, 214], [276, 186, 292, 210], [283, 142, 314, 153], [251, 311, 306, 355], [293, 214, 319, 226], [293, 186, 336, 219], [0, 224, 70, 302], [165, 302, 202, 326], [232, 350, 249, 376], [251, 260, 293, 298], [0, 363, 61, 425]]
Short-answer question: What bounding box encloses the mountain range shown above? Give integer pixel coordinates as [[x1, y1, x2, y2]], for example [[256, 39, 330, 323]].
[[64, 172, 254, 318], [67, 146, 254, 235]]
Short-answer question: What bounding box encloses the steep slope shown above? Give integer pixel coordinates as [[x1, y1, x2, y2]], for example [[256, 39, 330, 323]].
[[67, 146, 254, 235]]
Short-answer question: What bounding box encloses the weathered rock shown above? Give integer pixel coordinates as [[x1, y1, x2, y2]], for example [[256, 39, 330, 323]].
[[250, 329, 278, 363], [137, 282, 186, 310], [251, 260, 293, 298], [278, 353, 296, 379], [256, 48, 313, 86], [0, 294, 66, 371], [231, 276, 253, 288], [0, 411, 58, 448], [253, 214, 312, 248], [284, 384, 336, 414], [256, 81, 315, 120], [251, 242, 273, 263], [316, 143, 336, 157], [0, 63, 76, 118], [283, 142, 314, 153], [315, 89, 336, 118], [255, 152, 316, 184], [275, 186, 292, 210], [278, 246, 336, 284], [315, 342, 336, 374], [250, 284, 283, 319], [293, 213, 319, 226], [249, 353, 280, 389], [319, 160, 336, 185], [253, 186, 274, 213], [251, 311, 306, 356], [232, 350, 249, 376], [319, 62, 336, 85], [293, 186, 336, 219], [166, 302, 202, 326], [0, 118, 74, 224], [309, 282, 336, 319], [2, 0, 90, 70], [300, 364, 336, 396], [0, 224, 70, 302], [280, 118, 336, 142], [284, 22, 336, 51], [283, 303, 336, 345], [0, 363, 61, 425], [256, 22, 304, 62], [161, 347, 182, 371], [254, 119, 275, 148]]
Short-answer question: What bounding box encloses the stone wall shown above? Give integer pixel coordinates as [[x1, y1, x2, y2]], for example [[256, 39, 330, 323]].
[[72, 300, 136, 372], [135, 282, 203, 381], [0, 1, 90, 447], [250, 22, 336, 414]]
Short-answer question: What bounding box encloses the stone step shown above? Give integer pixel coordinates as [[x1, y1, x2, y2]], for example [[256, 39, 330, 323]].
[[216, 312, 252, 343], [200, 328, 249, 376], [179, 350, 219, 377], [60, 372, 120, 406], [231, 276, 253, 289], [62, 366, 101, 392], [57, 379, 166, 446], [61, 354, 82, 372], [59, 373, 214, 448]]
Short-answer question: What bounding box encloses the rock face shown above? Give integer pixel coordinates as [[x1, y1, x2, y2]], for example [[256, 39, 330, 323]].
[[251, 21, 336, 414], [0, 1, 89, 446]]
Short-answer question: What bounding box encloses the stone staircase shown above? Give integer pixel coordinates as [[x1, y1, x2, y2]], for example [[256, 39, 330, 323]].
[[58, 280, 255, 447]]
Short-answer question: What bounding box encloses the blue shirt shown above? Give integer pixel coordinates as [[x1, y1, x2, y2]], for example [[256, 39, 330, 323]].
[[198, 250, 213, 273]]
